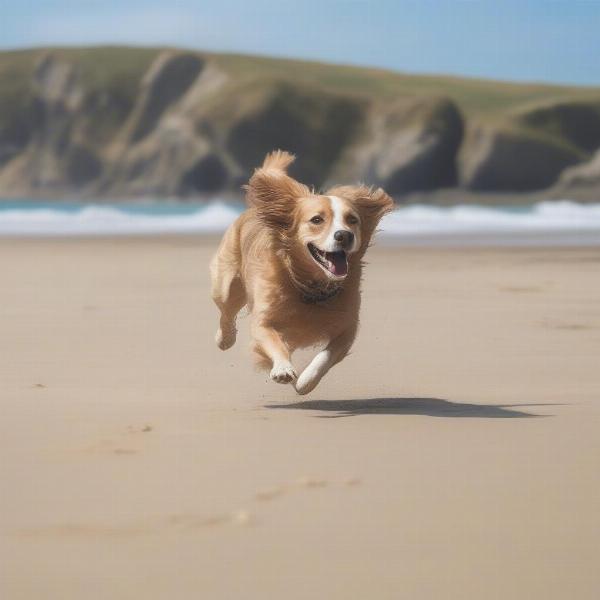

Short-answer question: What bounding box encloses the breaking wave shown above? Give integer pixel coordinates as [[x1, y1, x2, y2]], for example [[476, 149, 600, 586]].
[[0, 199, 599, 244]]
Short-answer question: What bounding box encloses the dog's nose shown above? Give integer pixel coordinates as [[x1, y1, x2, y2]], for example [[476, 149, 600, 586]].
[[333, 230, 354, 247]]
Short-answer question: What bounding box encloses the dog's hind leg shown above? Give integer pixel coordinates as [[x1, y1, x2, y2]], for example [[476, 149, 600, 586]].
[[213, 272, 246, 350], [210, 227, 247, 350]]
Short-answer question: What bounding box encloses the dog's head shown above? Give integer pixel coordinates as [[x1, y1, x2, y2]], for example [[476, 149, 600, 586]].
[[246, 151, 393, 282]]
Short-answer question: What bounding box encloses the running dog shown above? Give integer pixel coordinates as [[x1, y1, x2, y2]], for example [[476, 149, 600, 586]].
[[210, 151, 393, 395]]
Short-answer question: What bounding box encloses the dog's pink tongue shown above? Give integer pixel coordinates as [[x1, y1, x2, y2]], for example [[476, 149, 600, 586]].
[[329, 252, 348, 276]]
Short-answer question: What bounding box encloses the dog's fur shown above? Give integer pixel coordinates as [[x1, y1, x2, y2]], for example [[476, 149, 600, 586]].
[[210, 151, 393, 395]]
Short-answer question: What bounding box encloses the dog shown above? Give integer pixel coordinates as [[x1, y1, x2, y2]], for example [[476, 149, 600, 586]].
[[210, 150, 393, 395]]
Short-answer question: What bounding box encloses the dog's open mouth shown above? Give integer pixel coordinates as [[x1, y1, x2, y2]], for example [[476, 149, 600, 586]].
[[308, 243, 348, 277]]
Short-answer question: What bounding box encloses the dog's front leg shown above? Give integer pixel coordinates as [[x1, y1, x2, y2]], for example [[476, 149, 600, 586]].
[[295, 327, 357, 395], [252, 322, 297, 384]]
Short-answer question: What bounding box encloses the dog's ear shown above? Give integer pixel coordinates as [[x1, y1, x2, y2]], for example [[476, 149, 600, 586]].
[[245, 150, 309, 230], [329, 185, 394, 248], [354, 186, 394, 227]]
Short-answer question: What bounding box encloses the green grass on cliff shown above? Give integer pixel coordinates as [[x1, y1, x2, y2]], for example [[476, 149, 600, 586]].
[[209, 50, 600, 116], [0, 51, 37, 131], [1, 45, 600, 145]]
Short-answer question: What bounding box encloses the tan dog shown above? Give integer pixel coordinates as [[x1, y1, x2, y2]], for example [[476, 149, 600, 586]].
[[210, 151, 393, 395]]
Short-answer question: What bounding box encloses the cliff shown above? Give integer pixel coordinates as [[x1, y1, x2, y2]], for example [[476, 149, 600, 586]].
[[1, 47, 599, 202]]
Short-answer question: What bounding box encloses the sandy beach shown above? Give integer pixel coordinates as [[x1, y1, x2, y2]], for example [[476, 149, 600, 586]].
[[1, 237, 599, 599]]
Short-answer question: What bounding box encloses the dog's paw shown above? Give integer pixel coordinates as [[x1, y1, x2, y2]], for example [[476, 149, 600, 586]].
[[270, 362, 297, 384], [215, 327, 236, 351], [294, 370, 320, 395]]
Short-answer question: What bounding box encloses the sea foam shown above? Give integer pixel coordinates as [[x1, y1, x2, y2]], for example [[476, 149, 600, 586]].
[[379, 200, 600, 236], [0, 202, 241, 236], [0, 199, 599, 244]]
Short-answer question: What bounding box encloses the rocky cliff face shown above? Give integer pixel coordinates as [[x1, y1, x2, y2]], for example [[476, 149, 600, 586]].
[[0, 47, 599, 201], [459, 124, 584, 191], [558, 149, 600, 190]]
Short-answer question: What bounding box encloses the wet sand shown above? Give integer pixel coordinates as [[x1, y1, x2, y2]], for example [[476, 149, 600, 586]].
[[1, 238, 599, 599]]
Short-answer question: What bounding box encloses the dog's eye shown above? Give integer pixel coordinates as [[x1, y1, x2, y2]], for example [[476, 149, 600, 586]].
[[347, 215, 359, 225], [310, 215, 324, 224]]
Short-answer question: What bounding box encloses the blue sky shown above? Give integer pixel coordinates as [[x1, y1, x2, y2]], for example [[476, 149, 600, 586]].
[[3, 0, 600, 85]]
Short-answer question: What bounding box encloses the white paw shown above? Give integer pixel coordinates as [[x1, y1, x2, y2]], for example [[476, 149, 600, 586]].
[[215, 327, 236, 350], [294, 369, 320, 395], [270, 362, 297, 384]]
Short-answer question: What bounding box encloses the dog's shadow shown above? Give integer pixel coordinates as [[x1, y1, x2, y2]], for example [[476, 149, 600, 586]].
[[267, 397, 556, 418]]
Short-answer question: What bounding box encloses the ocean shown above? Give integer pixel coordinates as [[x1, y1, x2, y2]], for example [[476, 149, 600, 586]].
[[1, 199, 599, 245]]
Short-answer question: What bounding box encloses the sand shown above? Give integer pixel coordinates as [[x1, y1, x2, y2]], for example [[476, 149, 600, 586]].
[[1, 237, 599, 600]]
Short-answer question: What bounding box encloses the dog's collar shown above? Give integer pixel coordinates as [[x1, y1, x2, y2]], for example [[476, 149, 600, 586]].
[[299, 281, 342, 304], [281, 251, 343, 304]]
